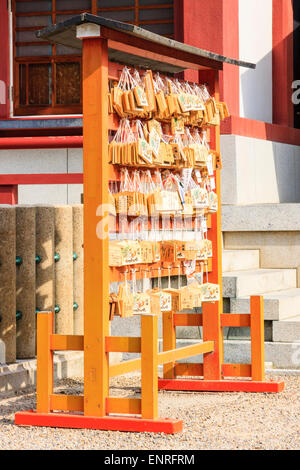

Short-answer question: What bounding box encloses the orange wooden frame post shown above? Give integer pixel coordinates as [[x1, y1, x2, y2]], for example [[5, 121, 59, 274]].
[[162, 311, 176, 379], [81, 33, 110, 417], [36, 312, 53, 414], [202, 70, 223, 380], [141, 315, 158, 420], [250, 296, 265, 382]]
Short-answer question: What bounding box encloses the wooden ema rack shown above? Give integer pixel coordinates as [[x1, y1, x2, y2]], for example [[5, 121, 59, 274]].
[[15, 16, 284, 434]]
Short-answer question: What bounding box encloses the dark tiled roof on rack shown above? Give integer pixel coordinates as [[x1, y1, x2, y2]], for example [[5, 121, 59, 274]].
[[36, 13, 255, 74]]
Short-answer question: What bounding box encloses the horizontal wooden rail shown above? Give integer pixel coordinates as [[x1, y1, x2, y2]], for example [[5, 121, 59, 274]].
[[174, 363, 252, 378], [222, 364, 251, 378], [50, 335, 84, 351], [174, 313, 251, 328], [50, 395, 142, 415], [48, 316, 250, 353], [106, 397, 141, 415], [106, 336, 141, 353], [175, 363, 203, 376], [50, 394, 84, 412], [174, 313, 203, 327], [221, 314, 251, 327]]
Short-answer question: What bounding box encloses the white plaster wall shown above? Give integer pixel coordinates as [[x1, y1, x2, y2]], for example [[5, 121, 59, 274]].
[[67, 148, 83, 204], [239, 0, 273, 123], [1, 141, 299, 206], [221, 135, 300, 205], [0, 148, 83, 204]]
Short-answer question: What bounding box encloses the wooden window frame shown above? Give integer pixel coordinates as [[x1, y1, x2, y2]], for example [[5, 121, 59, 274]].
[[14, 56, 83, 116], [13, 0, 174, 116]]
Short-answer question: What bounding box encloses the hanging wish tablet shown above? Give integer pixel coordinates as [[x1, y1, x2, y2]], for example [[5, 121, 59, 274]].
[[208, 191, 218, 212], [201, 217, 207, 233], [132, 268, 151, 315], [184, 259, 196, 275], [207, 154, 214, 176], [200, 283, 220, 302], [195, 170, 202, 183], [149, 127, 161, 160]]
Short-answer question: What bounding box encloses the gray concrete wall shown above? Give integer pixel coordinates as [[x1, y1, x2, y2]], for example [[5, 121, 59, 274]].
[[222, 204, 300, 287]]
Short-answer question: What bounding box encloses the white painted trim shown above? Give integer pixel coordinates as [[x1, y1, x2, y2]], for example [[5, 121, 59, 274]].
[[76, 23, 101, 39]]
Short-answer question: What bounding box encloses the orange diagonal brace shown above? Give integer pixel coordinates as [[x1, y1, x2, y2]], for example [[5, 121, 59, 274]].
[[159, 341, 214, 365], [109, 341, 214, 377], [109, 358, 141, 378]]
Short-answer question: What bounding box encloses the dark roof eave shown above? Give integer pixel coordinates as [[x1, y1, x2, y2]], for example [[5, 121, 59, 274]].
[[36, 13, 256, 71]]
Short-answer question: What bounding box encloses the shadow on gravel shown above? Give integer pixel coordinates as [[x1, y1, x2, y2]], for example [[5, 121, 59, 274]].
[[0, 378, 84, 423]]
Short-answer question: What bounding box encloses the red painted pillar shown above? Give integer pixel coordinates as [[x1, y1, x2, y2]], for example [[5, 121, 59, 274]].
[[272, 0, 294, 127], [174, 0, 240, 116], [0, 0, 10, 119], [0, 186, 18, 205], [221, 0, 240, 117]]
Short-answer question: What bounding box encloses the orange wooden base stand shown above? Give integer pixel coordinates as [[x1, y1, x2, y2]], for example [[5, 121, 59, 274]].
[[158, 379, 284, 393], [160, 297, 284, 395], [14, 311, 185, 434], [15, 410, 183, 434]]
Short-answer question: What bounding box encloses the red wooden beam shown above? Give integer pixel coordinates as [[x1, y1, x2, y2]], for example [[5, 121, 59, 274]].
[[221, 313, 251, 328], [0, 173, 83, 185], [15, 410, 183, 434], [0, 136, 83, 149], [104, 27, 223, 71], [0, 185, 18, 204], [158, 378, 285, 393]]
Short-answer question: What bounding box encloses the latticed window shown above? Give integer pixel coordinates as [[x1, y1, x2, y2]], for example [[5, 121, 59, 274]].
[[13, 0, 174, 116]]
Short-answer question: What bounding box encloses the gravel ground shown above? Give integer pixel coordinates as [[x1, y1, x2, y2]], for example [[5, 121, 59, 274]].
[[0, 374, 299, 450]]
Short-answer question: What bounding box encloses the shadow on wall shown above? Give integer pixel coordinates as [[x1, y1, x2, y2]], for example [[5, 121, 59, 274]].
[[272, 139, 300, 203], [240, 51, 273, 125]]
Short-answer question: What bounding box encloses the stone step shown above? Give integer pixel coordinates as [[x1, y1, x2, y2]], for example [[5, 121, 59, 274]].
[[222, 249, 260, 272], [223, 268, 297, 298], [230, 288, 300, 321], [223, 340, 300, 370], [0, 352, 84, 397], [170, 339, 300, 370], [273, 316, 300, 343]]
